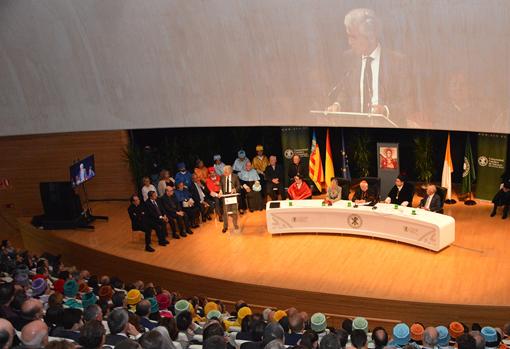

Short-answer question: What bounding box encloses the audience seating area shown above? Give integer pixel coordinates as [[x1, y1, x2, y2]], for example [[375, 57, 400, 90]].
[[1, 239, 509, 349]]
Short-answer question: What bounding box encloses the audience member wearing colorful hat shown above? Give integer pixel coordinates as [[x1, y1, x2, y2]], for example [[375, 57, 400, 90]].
[[81, 292, 97, 309], [53, 279, 65, 294], [390, 323, 411, 347], [15, 273, 30, 287], [353, 317, 369, 333], [436, 326, 451, 347], [174, 299, 190, 316], [204, 301, 218, 316], [126, 289, 143, 310], [64, 279, 79, 298], [311, 313, 327, 333], [148, 297, 159, 314], [481, 327, 498, 347], [449, 322, 465, 341], [31, 278, 47, 297], [156, 293, 171, 311], [98, 285, 113, 302], [207, 310, 222, 321], [273, 310, 287, 323], [411, 323, 425, 343]]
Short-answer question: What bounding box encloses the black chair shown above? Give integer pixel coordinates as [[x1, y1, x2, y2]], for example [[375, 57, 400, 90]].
[[361, 177, 381, 202], [332, 177, 351, 200], [435, 186, 447, 214]]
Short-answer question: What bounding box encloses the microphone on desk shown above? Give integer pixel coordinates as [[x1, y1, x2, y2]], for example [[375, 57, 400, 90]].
[[353, 203, 359, 208], [371, 203, 378, 210]]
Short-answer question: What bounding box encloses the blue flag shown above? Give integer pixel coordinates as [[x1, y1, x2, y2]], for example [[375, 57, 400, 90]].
[[340, 129, 351, 180]]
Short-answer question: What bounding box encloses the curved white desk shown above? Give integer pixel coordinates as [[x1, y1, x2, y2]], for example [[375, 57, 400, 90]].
[[266, 200, 455, 251]]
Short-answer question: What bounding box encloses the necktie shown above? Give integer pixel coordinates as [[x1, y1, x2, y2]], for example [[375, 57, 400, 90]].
[[227, 177, 230, 193], [363, 56, 373, 113]]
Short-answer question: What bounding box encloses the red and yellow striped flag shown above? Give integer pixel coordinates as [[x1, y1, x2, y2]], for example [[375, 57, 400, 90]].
[[325, 129, 335, 187], [309, 130, 324, 191]]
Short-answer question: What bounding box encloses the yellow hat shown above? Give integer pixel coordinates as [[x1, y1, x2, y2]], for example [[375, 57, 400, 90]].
[[204, 302, 219, 315], [237, 306, 252, 321], [256, 145, 264, 151], [126, 289, 142, 305], [273, 310, 287, 322]]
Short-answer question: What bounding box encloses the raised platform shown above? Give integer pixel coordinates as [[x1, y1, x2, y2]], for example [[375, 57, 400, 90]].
[[16, 199, 510, 327]]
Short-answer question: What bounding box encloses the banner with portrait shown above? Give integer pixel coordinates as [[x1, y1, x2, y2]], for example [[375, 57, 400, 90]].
[[377, 143, 400, 198], [476, 133, 507, 201]]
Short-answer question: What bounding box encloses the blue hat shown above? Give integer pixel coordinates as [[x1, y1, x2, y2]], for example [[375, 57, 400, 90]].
[[148, 297, 159, 314], [481, 327, 498, 345], [436, 326, 450, 347], [310, 313, 327, 333], [392, 323, 410, 346], [64, 279, 79, 297], [238, 150, 246, 158], [81, 292, 97, 308], [64, 298, 83, 309], [32, 278, 47, 296], [213, 154, 221, 161], [177, 162, 186, 170]]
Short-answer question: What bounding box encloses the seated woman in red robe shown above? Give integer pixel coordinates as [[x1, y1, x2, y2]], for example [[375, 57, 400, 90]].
[[287, 175, 312, 200]]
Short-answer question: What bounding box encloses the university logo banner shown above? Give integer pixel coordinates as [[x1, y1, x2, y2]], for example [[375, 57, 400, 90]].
[[281, 127, 310, 187], [476, 133, 508, 200]]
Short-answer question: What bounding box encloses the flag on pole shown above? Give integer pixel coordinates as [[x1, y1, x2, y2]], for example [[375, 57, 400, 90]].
[[441, 133, 454, 200], [461, 134, 476, 194], [340, 129, 351, 181], [308, 130, 324, 191], [325, 129, 335, 187]]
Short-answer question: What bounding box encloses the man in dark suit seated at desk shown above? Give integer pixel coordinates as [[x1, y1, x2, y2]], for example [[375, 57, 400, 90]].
[[144, 191, 170, 247], [384, 175, 414, 207], [418, 184, 442, 212], [352, 180, 376, 204], [127, 194, 155, 252], [160, 186, 193, 238]]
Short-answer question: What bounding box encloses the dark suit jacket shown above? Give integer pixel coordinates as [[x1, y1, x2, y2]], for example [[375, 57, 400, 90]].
[[50, 328, 80, 342], [159, 194, 182, 218], [288, 163, 307, 180], [351, 188, 376, 203], [105, 333, 129, 346], [264, 164, 284, 185], [190, 181, 210, 203], [419, 193, 442, 212], [127, 204, 147, 231], [219, 174, 241, 194], [331, 47, 413, 127], [387, 183, 414, 205], [144, 199, 164, 224]]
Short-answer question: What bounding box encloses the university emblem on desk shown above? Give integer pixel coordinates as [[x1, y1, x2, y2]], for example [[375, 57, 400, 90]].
[[347, 214, 362, 229]]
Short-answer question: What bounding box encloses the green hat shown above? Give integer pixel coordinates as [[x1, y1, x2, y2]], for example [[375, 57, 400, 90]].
[[148, 297, 159, 314], [174, 299, 190, 316], [311, 313, 327, 333], [81, 292, 97, 309], [207, 310, 222, 320], [64, 280, 79, 297], [352, 317, 368, 333], [64, 298, 83, 309]]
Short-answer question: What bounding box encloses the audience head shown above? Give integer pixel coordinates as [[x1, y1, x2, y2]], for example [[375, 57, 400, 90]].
[[0, 283, 14, 306], [457, 333, 477, 349], [337, 328, 349, 348], [481, 326, 498, 348], [238, 150, 246, 159], [21, 298, 44, 321], [294, 175, 303, 185], [204, 335, 227, 349], [300, 330, 319, 349], [245, 161, 253, 171], [112, 291, 126, 308], [108, 308, 129, 335], [114, 339, 142, 349], [130, 195, 141, 206], [396, 175, 406, 186], [83, 304, 103, 323], [176, 311, 193, 332], [148, 190, 157, 200], [63, 308, 83, 330], [423, 327, 438, 348], [79, 320, 106, 349], [351, 329, 368, 349], [269, 156, 277, 166], [289, 313, 304, 334], [139, 330, 171, 349], [263, 323, 285, 346], [341, 319, 353, 335], [426, 184, 437, 196], [203, 322, 224, 341], [213, 154, 222, 164], [20, 320, 48, 348], [264, 339, 285, 349], [192, 173, 200, 183], [223, 165, 233, 176], [292, 154, 301, 165], [143, 177, 151, 186], [469, 331, 485, 349], [0, 319, 14, 349], [360, 180, 368, 191], [320, 333, 341, 349], [372, 326, 389, 349], [256, 145, 264, 156], [136, 299, 151, 317]]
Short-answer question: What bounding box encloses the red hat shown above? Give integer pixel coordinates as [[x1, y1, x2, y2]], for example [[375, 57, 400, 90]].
[[32, 274, 46, 281], [156, 293, 170, 310], [208, 167, 215, 174], [449, 322, 464, 339], [410, 323, 425, 341], [53, 279, 65, 294]]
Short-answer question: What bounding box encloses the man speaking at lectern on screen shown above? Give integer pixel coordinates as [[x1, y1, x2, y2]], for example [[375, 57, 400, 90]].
[[327, 8, 412, 127]]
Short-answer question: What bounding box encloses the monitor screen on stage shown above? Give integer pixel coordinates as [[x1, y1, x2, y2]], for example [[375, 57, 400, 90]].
[[70, 155, 95, 188], [0, 1, 509, 135]]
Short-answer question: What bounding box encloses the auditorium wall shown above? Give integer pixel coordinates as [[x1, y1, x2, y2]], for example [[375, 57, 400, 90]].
[[0, 130, 134, 217]]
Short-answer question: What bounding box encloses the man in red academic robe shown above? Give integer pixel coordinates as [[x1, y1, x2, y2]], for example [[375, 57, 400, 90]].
[[287, 175, 312, 200]]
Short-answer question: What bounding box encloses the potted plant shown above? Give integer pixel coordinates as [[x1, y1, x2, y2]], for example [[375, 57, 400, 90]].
[[414, 134, 434, 188], [352, 131, 371, 178]]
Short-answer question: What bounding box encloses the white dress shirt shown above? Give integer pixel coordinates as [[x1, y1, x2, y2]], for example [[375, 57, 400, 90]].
[[424, 195, 433, 209], [360, 44, 381, 111]]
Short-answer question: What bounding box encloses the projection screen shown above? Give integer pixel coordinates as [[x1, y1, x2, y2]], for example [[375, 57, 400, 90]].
[[0, 0, 509, 136]]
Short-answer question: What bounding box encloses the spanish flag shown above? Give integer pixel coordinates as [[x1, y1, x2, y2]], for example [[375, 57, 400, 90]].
[[309, 130, 324, 191], [325, 129, 335, 187], [441, 133, 453, 200]]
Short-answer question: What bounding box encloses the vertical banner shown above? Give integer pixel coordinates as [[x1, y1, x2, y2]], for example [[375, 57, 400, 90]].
[[377, 143, 400, 198], [476, 133, 507, 200], [281, 127, 310, 188]]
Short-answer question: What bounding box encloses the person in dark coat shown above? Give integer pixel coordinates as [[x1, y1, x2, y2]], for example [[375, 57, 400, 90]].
[[491, 181, 510, 219], [128, 194, 155, 252], [385, 175, 414, 206]]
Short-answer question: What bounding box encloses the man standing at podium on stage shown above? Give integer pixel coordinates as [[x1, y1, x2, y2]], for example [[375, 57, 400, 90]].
[[327, 8, 412, 127], [219, 165, 241, 233]]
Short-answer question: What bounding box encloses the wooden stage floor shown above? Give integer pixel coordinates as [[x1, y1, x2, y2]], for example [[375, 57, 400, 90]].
[[17, 199, 510, 325]]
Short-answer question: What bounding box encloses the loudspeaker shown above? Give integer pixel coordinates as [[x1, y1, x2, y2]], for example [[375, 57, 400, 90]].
[[39, 182, 83, 220]]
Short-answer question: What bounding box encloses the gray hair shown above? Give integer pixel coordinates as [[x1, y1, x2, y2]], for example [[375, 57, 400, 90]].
[[469, 331, 485, 349], [264, 339, 285, 349], [344, 8, 380, 38], [107, 308, 129, 335], [423, 327, 438, 347]]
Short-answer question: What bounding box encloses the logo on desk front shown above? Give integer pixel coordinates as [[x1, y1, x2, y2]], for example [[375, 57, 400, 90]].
[[347, 214, 363, 229]]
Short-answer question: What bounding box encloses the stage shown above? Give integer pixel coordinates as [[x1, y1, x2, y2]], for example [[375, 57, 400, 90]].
[[16, 199, 510, 326]]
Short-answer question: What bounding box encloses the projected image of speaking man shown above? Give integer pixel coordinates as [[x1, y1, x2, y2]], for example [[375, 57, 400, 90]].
[[327, 8, 413, 127]]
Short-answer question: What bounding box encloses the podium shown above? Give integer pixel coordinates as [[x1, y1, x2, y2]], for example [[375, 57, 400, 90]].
[[310, 110, 399, 128], [222, 193, 240, 214]]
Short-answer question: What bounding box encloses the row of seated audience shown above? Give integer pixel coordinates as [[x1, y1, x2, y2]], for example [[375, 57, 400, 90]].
[[0, 240, 509, 349]]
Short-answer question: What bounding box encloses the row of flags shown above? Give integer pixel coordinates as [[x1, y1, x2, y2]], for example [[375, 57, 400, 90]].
[[309, 129, 476, 199], [308, 129, 350, 191]]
